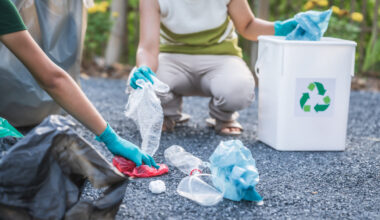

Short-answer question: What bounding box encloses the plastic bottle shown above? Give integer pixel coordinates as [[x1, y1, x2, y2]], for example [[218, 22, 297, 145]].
[[164, 145, 208, 176]]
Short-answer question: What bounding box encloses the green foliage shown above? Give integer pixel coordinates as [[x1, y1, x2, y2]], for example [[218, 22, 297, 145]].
[[325, 16, 361, 41], [84, 0, 112, 59]]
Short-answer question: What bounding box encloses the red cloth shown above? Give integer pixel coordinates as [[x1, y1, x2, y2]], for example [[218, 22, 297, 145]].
[[112, 156, 169, 178]]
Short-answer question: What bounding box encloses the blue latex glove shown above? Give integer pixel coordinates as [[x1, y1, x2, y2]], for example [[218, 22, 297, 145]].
[[130, 66, 156, 89], [96, 123, 159, 169], [274, 18, 298, 36]]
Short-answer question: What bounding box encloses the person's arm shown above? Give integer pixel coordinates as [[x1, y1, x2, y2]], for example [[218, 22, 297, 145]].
[[228, 0, 298, 41], [228, 0, 275, 41], [136, 0, 160, 72], [0, 31, 107, 135]]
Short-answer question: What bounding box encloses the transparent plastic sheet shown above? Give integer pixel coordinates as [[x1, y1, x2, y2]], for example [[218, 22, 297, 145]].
[[125, 71, 169, 156], [209, 140, 263, 203], [286, 9, 332, 41], [0, 0, 88, 127]]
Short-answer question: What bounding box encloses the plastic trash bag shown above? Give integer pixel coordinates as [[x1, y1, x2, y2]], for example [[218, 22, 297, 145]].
[[0, 115, 128, 220], [125, 70, 169, 156], [113, 156, 169, 178], [209, 140, 263, 203], [286, 9, 332, 41], [0, 0, 88, 127], [0, 117, 23, 138]]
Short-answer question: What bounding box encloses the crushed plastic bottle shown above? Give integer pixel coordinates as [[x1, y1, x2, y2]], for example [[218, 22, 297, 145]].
[[164, 145, 209, 176], [165, 145, 223, 206], [177, 174, 224, 206], [125, 72, 169, 156], [149, 180, 166, 194]]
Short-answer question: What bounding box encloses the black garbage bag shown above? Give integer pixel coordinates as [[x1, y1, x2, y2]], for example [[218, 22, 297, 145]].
[[0, 115, 128, 220]]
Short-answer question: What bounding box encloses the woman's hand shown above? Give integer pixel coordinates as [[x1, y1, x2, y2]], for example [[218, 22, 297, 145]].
[[130, 66, 156, 89], [274, 19, 298, 36], [96, 123, 159, 169]]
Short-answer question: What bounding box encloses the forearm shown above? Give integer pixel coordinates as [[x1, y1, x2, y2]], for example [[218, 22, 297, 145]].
[[0, 31, 107, 135], [240, 18, 275, 41], [136, 47, 159, 72], [43, 70, 107, 135]]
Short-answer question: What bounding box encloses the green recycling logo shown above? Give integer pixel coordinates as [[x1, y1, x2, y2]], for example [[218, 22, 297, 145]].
[[299, 82, 331, 112]]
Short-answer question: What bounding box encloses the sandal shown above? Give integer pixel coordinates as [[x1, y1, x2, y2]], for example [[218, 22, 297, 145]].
[[162, 113, 191, 132], [206, 118, 243, 136]]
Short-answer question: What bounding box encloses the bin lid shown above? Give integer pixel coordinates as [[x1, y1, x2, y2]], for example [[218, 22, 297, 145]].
[[258, 36, 357, 47]]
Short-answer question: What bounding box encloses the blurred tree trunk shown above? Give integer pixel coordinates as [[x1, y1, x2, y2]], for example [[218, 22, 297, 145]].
[[105, 0, 128, 67], [250, 0, 270, 70], [371, 0, 379, 46], [358, 0, 368, 72]]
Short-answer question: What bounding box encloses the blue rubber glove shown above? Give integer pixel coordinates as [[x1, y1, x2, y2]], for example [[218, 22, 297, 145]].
[[130, 66, 156, 89], [96, 123, 159, 169], [274, 18, 298, 36]]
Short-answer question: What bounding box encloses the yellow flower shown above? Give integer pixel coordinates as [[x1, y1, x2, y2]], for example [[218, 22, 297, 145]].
[[112, 11, 119, 18], [304, 1, 315, 10], [100, 1, 109, 8], [316, 0, 329, 7], [351, 12, 364, 22], [88, 5, 98, 14], [331, 6, 341, 15]]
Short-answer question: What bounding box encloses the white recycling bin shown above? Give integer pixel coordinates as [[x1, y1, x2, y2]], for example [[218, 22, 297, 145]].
[[255, 36, 356, 151]]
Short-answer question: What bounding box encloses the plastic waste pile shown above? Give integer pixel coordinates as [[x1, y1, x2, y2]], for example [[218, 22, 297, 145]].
[[165, 145, 223, 206], [125, 71, 169, 156], [113, 156, 169, 178], [286, 9, 332, 41], [165, 141, 263, 206]]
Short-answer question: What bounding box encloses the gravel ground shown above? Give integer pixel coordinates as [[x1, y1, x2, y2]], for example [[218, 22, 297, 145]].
[[74, 78, 380, 220]]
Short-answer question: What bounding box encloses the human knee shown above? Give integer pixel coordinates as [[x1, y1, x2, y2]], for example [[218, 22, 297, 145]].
[[213, 80, 255, 111]]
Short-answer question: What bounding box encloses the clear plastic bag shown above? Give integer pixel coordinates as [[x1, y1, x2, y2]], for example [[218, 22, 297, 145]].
[[125, 72, 169, 156]]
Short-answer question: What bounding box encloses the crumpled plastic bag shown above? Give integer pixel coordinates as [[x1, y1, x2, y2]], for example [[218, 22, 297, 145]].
[[113, 156, 169, 178], [0, 117, 23, 138], [0, 115, 128, 220], [209, 140, 263, 202], [286, 9, 332, 41], [125, 70, 169, 156]]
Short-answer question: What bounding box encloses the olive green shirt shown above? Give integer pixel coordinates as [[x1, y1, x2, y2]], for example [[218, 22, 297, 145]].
[[0, 0, 27, 36]]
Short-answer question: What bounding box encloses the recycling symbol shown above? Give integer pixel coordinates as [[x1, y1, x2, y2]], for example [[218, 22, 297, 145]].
[[299, 82, 331, 112]]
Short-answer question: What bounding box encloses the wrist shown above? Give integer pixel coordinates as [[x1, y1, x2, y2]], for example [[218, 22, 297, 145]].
[[95, 123, 118, 145], [274, 21, 282, 36]]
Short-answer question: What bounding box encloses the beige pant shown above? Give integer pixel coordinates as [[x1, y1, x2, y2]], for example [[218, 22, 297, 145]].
[[156, 53, 255, 122]]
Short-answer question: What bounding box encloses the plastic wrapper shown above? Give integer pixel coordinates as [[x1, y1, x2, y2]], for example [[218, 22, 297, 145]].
[[0, 115, 128, 220], [125, 72, 169, 156], [0, 0, 88, 127], [149, 180, 166, 194], [286, 9, 332, 41], [209, 140, 263, 202], [0, 117, 23, 138], [113, 156, 169, 178]]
